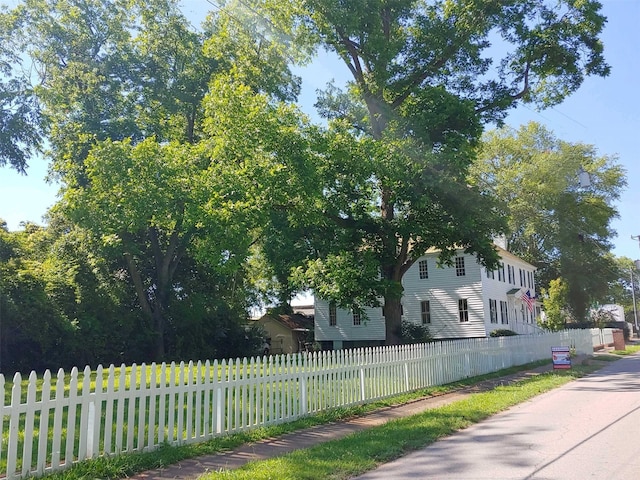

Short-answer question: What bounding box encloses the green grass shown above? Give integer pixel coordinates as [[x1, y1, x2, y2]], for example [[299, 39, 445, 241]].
[[612, 344, 640, 356], [206, 363, 606, 480], [33, 358, 613, 480]]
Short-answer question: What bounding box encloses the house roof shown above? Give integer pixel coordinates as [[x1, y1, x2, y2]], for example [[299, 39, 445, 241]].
[[293, 304, 314, 317], [259, 313, 314, 332], [424, 244, 536, 270]]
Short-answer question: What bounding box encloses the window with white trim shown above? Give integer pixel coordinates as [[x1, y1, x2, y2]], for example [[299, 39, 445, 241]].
[[500, 300, 509, 324], [489, 299, 498, 323], [419, 259, 429, 279], [353, 310, 362, 326], [455, 256, 466, 276], [458, 298, 469, 322], [421, 300, 431, 324], [329, 302, 337, 326]]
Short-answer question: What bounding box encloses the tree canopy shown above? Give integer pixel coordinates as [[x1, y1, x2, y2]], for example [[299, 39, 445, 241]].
[[253, 0, 611, 342], [2, 0, 313, 362], [471, 122, 626, 322], [0, 6, 41, 172]]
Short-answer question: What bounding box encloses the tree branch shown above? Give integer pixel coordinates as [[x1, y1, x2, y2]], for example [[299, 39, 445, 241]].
[[475, 61, 531, 115]]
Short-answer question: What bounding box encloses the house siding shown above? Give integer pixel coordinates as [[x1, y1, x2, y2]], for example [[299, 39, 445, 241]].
[[259, 318, 294, 354], [315, 299, 386, 343], [403, 254, 487, 338]]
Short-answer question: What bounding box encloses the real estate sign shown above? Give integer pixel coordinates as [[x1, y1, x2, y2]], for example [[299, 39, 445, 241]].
[[551, 346, 572, 369]]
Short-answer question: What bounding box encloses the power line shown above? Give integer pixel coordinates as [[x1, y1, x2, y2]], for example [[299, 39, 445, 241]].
[[550, 106, 589, 129]]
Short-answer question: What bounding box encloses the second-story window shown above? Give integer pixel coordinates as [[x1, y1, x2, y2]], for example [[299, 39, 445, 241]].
[[455, 256, 466, 276], [419, 259, 429, 279], [353, 310, 362, 326], [329, 302, 337, 326]]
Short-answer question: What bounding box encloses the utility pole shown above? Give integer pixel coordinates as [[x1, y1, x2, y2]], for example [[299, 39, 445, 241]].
[[631, 268, 639, 335], [632, 236, 640, 338]]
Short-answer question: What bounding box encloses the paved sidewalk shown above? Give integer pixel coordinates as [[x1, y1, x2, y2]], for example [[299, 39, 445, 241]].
[[126, 357, 593, 480]]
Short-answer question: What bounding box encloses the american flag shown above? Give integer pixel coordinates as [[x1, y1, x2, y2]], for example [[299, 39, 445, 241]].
[[522, 290, 535, 312]]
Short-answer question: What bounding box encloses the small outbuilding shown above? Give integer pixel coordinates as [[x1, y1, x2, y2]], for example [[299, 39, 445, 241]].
[[255, 313, 314, 355]]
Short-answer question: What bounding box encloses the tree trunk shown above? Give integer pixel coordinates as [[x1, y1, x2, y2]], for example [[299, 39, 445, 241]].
[[383, 295, 404, 345], [152, 308, 166, 360], [123, 239, 175, 362]]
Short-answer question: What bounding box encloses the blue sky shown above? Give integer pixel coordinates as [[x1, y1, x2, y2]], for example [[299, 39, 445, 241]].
[[1, 0, 638, 261]]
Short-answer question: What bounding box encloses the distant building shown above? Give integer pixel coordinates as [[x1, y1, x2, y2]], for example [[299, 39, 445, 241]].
[[254, 313, 314, 355], [597, 304, 625, 323], [292, 304, 314, 318]]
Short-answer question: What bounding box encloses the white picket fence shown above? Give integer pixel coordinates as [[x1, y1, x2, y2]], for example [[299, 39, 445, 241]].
[[0, 330, 593, 479], [590, 327, 615, 347]]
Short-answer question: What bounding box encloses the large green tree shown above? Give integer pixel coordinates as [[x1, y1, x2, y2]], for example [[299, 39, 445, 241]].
[[9, 0, 309, 360], [254, 0, 610, 343], [471, 122, 626, 322]]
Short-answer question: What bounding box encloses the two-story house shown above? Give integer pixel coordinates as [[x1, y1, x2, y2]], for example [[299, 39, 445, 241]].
[[315, 245, 539, 350]]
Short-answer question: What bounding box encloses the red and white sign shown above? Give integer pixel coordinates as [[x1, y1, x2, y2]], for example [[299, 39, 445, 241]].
[[552, 346, 572, 369]]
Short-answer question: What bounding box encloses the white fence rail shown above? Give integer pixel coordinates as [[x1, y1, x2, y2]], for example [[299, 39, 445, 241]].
[[0, 330, 593, 479]]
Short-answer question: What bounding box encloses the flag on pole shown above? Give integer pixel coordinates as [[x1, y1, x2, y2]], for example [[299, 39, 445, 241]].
[[522, 290, 535, 312]]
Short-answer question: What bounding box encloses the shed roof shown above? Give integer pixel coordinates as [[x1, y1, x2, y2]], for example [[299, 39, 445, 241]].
[[259, 313, 314, 332]]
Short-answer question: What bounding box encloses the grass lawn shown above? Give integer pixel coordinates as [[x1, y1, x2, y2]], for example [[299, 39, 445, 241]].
[[36, 352, 632, 480]]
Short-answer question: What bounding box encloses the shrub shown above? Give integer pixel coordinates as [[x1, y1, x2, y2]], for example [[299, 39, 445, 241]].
[[401, 320, 433, 344], [490, 329, 518, 337]]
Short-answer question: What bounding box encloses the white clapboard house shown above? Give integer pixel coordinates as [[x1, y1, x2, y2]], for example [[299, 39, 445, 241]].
[[315, 244, 540, 350]]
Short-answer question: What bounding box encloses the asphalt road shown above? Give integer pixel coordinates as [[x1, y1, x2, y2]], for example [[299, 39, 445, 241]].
[[353, 354, 640, 480]]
